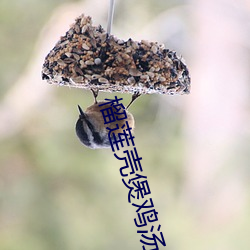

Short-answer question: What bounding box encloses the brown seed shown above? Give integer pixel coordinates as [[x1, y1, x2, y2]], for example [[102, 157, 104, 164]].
[[140, 75, 149, 82], [81, 25, 88, 34], [85, 60, 94, 65], [73, 53, 80, 61], [74, 66, 83, 75], [82, 43, 90, 50], [132, 41, 139, 50], [79, 60, 85, 67], [118, 39, 125, 45], [128, 77, 136, 84], [98, 77, 109, 84], [125, 48, 132, 53], [87, 51, 94, 55], [65, 52, 72, 58], [57, 59, 67, 66], [68, 29, 74, 36], [116, 54, 123, 63], [75, 24, 80, 34], [151, 45, 158, 54], [90, 38, 97, 48], [72, 76, 84, 83], [123, 53, 130, 60], [84, 74, 92, 80], [63, 58, 75, 64], [100, 33, 107, 43], [92, 74, 101, 79], [129, 68, 142, 77], [59, 40, 69, 47], [141, 40, 150, 47], [72, 48, 84, 55], [147, 72, 155, 79]]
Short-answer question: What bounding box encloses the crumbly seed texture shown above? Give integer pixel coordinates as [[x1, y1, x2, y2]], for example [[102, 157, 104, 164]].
[[42, 14, 190, 95]]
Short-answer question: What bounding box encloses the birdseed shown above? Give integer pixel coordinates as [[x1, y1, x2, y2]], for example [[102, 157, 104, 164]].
[[42, 14, 190, 95]]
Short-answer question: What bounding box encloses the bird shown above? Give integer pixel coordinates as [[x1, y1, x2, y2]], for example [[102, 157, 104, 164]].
[[75, 89, 136, 149]]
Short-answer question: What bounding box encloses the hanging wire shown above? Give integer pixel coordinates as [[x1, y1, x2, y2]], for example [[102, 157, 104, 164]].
[[107, 0, 115, 34]]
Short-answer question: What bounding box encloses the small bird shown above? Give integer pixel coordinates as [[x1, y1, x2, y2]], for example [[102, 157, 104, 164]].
[[75, 90, 136, 149]]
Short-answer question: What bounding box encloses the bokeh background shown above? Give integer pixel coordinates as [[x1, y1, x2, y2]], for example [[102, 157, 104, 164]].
[[1, 0, 250, 249]]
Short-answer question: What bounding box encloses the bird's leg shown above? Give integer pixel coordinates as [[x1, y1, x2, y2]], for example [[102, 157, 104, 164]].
[[126, 91, 141, 109], [91, 89, 99, 104]]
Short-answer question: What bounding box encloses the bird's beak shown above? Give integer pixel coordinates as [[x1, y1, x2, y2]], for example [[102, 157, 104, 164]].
[[77, 105, 86, 119]]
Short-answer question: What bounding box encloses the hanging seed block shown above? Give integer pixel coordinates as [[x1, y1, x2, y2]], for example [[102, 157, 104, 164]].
[[42, 14, 190, 95]]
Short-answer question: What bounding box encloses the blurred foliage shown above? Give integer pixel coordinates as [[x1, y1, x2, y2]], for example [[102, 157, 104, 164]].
[[0, 0, 71, 97], [0, 1, 186, 249]]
